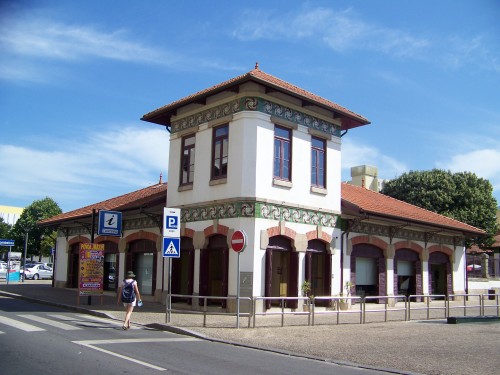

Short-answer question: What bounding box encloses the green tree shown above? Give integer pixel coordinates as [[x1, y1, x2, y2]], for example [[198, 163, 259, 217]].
[[381, 169, 498, 247], [0, 217, 11, 239], [0, 217, 13, 259], [11, 197, 62, 261]]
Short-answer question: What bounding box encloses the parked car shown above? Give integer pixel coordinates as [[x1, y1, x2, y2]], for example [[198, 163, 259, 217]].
[[23, 264, 53, 280], [0, 263, 7, 279]]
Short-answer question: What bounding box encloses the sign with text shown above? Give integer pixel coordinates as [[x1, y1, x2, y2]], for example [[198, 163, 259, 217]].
[[79, 243, 104, 296], [0, 239, 15, 247], [97, 210, 122, 236], [163, 208, 180, 238]]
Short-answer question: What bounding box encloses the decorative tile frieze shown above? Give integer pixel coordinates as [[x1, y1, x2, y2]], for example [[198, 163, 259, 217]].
[[58, 217, 159, 238], [171, 97, 340, 136], [181, 200, 338, 228], [260, 99, 340, 136], [256, 202, 338, 227]]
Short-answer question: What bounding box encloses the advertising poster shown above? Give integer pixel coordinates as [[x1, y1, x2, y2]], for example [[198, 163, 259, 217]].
[[79, 243, 104, 296]]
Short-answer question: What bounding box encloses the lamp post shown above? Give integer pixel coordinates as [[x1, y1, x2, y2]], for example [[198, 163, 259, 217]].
[[23, 229, 29, 283]]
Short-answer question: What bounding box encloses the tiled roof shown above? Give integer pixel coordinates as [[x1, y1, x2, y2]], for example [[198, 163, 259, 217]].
[[341, 183, 485, 236], [141, 65, 370, 130], [39, 183, 168, 226]]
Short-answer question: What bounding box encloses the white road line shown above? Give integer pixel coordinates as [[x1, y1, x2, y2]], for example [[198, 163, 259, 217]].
[[20, 314, 82, 330], [75, 314, 124, 327], [0, 316, 45, 332], [72, 338, 198, 371]]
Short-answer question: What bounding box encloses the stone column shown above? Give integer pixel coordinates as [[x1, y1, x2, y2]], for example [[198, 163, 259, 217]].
[[386, 245, 395, 306]]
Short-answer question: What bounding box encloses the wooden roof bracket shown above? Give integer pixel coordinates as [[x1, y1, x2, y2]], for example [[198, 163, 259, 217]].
[[139, 208, 163, 231]]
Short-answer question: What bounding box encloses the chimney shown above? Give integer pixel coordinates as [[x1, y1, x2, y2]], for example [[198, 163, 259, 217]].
[[350, 165, 379, 192]]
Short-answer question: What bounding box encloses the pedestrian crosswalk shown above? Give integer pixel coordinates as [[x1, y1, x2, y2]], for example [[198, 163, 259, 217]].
[[0, 312, 133, 334]]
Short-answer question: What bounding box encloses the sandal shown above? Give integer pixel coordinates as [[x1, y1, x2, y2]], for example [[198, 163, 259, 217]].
[[122, 325, 128, 330]]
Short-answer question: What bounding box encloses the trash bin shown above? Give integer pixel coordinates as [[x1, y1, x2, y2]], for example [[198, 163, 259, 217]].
[[489, 289, 496, 301]]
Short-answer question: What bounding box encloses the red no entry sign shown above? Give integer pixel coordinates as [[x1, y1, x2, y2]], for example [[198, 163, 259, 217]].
[[231, 230, 247, 253]]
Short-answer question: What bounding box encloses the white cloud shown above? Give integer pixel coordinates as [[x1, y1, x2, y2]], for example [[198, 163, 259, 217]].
[[0, 16, 177, 83], [437, 149, 500, 199], [341, 138, 407, 182], [0, 18, 168, 63], [0, 126, 169, 211], [232, 5, 498, 71], [233, 7, 429, 58]]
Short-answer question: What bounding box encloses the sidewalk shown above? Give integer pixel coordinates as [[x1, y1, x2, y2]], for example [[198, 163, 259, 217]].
[[1, 281, 499, 375]]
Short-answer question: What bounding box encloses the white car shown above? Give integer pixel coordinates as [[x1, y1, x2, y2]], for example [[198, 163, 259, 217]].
[[0, 263, 7, 279], [24, 264, 53, 280]]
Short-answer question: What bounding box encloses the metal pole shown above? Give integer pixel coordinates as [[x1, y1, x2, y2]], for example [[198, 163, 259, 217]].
[[168, 257, 172, 324], [236, 252, 240, 329], [6, 246, 11, 285], [88, 209, 96, 306], [23, 231, 29, 283]]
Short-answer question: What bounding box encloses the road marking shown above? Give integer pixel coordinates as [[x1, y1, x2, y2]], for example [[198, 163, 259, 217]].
[[0, 316, 45, 332], [73, 338, 198, 371], [75, 314, 126, 327], [20, 314, 82, 330]]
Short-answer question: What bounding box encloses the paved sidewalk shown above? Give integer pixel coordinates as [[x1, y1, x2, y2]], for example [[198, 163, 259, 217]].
[[1, 281, 499, 375]]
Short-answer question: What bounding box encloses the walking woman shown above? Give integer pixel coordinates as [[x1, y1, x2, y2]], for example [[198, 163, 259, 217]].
[[117, 271, 142, 330]]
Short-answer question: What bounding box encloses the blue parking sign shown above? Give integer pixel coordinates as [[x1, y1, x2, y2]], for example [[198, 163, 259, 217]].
[[163, 208, 180, 237]]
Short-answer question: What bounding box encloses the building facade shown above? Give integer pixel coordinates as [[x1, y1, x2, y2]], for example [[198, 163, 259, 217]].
[[41, 66, 486, 309]]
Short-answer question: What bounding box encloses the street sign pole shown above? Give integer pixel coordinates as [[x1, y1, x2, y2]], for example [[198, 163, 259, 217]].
[[230, 229, 247, 329], [236, 251, 241, 329], [6, 245, 11, 285]]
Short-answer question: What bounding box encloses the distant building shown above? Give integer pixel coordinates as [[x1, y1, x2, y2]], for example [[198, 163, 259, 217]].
[[347, 165, 387, 192], [0, 205, 24, 226]]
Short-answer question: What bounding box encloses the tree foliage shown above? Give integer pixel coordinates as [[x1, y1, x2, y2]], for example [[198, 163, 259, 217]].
[[381, 169, 498, 247], [0, 217, 11, 239], [11, 197, 62, 260]]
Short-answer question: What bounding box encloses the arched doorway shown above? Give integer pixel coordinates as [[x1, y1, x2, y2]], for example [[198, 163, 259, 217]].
[[305, 239, 331, 306], [394, 249, 420, 297], [429, 251, 451, 297], [127, 239, 157, 296], [351, 244, 385, 298], [199, 234, 229, 306], [265, 236, 298, 309], [68, 243, 81, 288], [101, 241, 119, 291], [172, 237, 195, 303]]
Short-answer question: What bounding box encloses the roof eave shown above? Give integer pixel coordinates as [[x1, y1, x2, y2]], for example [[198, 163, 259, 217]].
[[141, 74, 370, 130], [341, 200, 485, 237]]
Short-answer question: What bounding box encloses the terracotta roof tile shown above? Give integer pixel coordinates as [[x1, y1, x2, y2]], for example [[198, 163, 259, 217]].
[[341, 182, 485, 235], [39, 183, 167, 226], [142, 66, 370, 130]]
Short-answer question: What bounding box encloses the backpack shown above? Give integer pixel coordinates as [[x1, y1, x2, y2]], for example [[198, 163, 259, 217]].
[[121, 281, 136, 303]]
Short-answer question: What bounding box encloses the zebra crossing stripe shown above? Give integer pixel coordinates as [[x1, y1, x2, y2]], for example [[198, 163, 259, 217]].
[[20, 314, 82, 330], [0, 316, 45, 332]]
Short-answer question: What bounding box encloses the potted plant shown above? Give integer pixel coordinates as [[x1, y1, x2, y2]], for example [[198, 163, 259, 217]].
[[339, 281, 352, 310], [301, 280, 313, 311]]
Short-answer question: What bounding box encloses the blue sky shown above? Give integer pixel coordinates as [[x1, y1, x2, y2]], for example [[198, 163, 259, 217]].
[[1, 0, 499, 213]]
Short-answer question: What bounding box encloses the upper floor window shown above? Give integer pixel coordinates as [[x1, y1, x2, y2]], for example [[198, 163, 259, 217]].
[[311, 136, 326, 188], [180, 134, 195, 185], [274, 126, 291, 181], [212, 125, 229, 179]]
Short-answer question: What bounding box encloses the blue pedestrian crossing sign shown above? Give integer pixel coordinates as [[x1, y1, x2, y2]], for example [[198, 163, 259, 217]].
[[163, 237, 180, 258]]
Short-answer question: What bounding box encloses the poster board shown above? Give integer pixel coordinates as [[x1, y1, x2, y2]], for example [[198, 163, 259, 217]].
[[79, 243, 104, 296]]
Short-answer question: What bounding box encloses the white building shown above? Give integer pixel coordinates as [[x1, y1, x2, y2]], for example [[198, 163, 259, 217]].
[[41, 66, 485, 309], [0, 205, 23, 226]]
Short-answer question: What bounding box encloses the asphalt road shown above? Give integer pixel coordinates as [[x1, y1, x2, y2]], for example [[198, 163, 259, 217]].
[[0, 296, 390, 375]]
